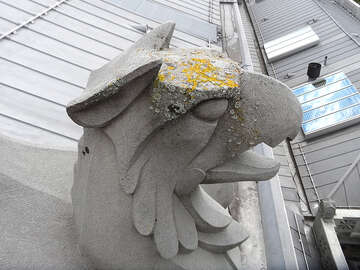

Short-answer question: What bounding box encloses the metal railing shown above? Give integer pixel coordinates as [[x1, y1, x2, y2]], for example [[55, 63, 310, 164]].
[[298, 144, 321, 204], [299, 142, 360, 209], [293, 212, 310, 270], [243, 0, 279, 78]]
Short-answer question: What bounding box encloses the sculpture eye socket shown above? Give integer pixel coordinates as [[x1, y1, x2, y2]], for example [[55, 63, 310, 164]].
[[167, 104, 182, 115], [192, 99, 228, 121]]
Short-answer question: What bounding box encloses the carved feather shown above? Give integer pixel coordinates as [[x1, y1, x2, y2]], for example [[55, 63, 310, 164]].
[[173, 194, 198, 252], [154, 182, 179, 259], [132, 159, 156, 236], [127, 105, 223, 258], [181, 186, 232, 233], [198, 220, 248, 253], [226, 247, 244, 270]]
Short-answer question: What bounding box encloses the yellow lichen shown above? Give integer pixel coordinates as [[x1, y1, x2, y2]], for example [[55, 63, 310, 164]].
[[158, 73, 165, 82], [180, 58, 239, 92], [234, 107, 245, 122]]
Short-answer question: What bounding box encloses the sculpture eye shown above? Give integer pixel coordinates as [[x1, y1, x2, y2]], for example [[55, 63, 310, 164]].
[[167, 104, 182, 115], [192, 99, 228, 121]]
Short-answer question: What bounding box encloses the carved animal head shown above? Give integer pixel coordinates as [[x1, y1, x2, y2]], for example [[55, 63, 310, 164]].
[[67, 22, 302, 269]]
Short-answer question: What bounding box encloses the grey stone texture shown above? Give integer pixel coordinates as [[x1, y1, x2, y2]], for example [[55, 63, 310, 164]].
[[0, 134, 91, 270], [66, 22, 302, 269], [313, 200, 349, 270]]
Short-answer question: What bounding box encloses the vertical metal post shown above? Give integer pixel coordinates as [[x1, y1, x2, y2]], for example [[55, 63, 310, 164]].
[[299, 144, 321, 204], [231, 0, 254, 71], [294, 212, 310, 270]]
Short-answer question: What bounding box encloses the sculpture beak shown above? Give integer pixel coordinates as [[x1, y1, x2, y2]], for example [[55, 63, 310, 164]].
[[235, 71, 303, 149], [195, 71, 302, 185], [202, 150, 280, 184]]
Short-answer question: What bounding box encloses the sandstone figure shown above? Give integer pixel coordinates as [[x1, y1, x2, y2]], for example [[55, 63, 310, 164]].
[[66, 22, 302, 270]]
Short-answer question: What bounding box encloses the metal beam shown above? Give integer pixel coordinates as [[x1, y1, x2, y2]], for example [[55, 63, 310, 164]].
[[327, 151, 360, 199], [0, 0, 69, 41]]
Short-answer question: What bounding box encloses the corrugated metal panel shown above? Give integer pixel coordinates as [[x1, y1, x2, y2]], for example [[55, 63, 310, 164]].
[[247, 0, 360, 85], [0, 59, 83, 105], [0, 0, 220, 148], [286, 209, 313, 270], [292, 126, 360, 211], [0, 1, 42, 28], [111, 0, 219, 41], [152, 0, 220, 23], [0, 84, 82, 139], [85, 0, 212, 47], [247, 0, 360, 214]]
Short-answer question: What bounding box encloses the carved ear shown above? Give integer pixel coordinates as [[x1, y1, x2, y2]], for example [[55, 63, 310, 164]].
[[130, 21, 175, 51], [66, 22, 176, 127], [67, 60, 162, 127]]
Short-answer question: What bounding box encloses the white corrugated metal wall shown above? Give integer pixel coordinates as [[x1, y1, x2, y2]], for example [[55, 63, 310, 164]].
[[0, 0, 220, 148]]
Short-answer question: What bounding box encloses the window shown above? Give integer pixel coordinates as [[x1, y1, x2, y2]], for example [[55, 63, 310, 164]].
[[293, 72, 360, 138]]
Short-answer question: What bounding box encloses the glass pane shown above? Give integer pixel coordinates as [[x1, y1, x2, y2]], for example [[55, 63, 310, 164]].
[[293, 72, 346, 96], [303, 94, 360, 122], [302, 85, 357, 112], [293, 84, 315, 97], [298, 78, 351, 104], [302, 104, 360, 134]]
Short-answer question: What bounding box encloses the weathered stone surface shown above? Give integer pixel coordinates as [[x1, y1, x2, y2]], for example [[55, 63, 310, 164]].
[[202, 183, 235, 208], [226, 246, 245, 270], [0, 135, 92, 270], [170, 248, 234, 270], [198, 219, 248, 253], [66, 22, 303, 269], [314, 201, 349, 270], [154, 182, 179, 259], [173, 195, 198, 252], [67, 22, 175, 116], [318, 199, 337, 220], [132, 164, 156, 236], [68, 60, 162, 128], [68, 24, 302, 153], [182, 186, 233, 232]]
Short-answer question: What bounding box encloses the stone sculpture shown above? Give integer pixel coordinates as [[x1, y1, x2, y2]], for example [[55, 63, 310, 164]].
[[66, 22, 302, 270]]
